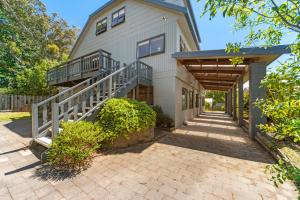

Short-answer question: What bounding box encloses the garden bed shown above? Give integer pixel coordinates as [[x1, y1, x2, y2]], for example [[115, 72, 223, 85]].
[[109, 128, 154, 149], [256, 132, 300, 168]]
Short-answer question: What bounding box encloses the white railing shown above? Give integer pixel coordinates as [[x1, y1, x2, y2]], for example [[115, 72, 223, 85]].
[[47, 49, 118, 85], [32, 53, 120, 138], [32, 60, 152, 139]]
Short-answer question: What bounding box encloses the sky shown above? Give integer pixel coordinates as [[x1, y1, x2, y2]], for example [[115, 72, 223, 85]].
[[42, 0, 294, 69]]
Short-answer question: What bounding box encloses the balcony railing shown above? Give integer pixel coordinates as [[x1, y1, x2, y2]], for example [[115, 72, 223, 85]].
[[47, 49, 119, 85]]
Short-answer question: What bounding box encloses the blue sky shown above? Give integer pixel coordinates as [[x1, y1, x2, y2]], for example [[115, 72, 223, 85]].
[[42, 0, 293, 69]]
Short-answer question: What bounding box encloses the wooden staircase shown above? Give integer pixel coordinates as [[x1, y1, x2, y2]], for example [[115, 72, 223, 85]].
[[31, 51, 152, 148]]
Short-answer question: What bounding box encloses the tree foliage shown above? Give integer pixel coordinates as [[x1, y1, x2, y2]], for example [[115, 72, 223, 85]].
[[0, 0, 78, 91], [13, 59, 59, 95], [206, 90, 225, 105], [256, 61, 300, 142], [200, 0, 300, 55]]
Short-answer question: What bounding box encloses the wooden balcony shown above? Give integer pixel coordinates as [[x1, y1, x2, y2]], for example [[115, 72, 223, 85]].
[[47, 49, 120, 86]]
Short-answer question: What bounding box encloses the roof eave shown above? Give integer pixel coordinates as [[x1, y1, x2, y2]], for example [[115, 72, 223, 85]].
[[172, 45, 291, 59]]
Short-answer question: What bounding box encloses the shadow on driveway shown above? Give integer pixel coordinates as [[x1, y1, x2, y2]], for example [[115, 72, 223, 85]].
[[3, 118, 32, 138]]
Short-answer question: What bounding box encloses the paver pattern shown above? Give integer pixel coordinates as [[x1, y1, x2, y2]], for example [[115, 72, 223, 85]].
[[0, 112, 297, 200]]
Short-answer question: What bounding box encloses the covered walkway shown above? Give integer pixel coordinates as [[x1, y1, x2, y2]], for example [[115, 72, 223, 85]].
[[173, 45, 291, 139]]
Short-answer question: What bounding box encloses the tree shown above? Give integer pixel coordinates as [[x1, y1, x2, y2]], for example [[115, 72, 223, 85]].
[[206, 91, 225, 111], [13, 59, 59, 96], [0, 0, 78, 90], [200, 0, 299, 56]]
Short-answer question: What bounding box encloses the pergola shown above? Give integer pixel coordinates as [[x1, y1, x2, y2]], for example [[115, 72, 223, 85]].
[[172, 45, 291, 139]]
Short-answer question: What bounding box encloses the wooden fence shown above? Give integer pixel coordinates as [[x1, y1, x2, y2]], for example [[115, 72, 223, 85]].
[[0, 94, 48, 112]]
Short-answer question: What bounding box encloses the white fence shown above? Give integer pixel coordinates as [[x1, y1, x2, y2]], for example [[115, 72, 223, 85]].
[[0, 94, 47, 112]]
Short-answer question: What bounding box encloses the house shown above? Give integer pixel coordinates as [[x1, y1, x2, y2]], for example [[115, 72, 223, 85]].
[[32, 0, 290, 147], [69, 0, 203, 127]]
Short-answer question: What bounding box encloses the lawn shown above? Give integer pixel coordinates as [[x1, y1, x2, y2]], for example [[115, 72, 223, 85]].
[[0, 112, 31, 122]]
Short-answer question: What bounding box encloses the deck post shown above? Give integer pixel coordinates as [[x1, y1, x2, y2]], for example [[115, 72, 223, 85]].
[[32, 103, 38, 138], [99, 49, 103, 72], [228, 89, 232, 116], [108, 76, 112, 97], [238, 77, 244, 126], [52, 103, 59, 138], [249, 62, 267, 139], [233, 83, 237, 120], [224, 93, 228, 114], [80, 57, 84, 79]]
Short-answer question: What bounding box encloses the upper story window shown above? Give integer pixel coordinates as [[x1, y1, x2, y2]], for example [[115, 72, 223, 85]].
[[137, 34, 165, 59], [180, 36, 188, 52], [112, 7, 125, 27], [96, 18, 107, 35]]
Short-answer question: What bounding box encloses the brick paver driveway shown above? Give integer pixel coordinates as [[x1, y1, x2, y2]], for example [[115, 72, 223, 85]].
[[0, 113, 297, 200]]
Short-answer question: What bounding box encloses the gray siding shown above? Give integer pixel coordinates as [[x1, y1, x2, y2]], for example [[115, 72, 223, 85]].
[[71, 0, 180, 118], [71, 0, 201, 126]]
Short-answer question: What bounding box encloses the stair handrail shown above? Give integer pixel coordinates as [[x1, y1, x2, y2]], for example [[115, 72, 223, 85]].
[[50, 61, 139, 136], [33, 59, 151, 139], [32, 53, 120, 138], [36, 68, 114, 107], [58, 64, 130, 106]]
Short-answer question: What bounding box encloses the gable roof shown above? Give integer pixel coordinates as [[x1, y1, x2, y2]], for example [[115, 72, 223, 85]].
[[70, 0, 201, 56]]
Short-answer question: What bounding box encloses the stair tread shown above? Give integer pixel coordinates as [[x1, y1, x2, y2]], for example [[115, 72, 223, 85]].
[[49, 127, 63, 133], [35, 136, 52, 148]]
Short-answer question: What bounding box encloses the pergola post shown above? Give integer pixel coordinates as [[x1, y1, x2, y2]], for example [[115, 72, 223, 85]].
[[249, 62, 267, 139], [228, 89, 232, 116], [238, 77, 244, 126], [233, 84, 237, 120], [224, 93, 228, 114]]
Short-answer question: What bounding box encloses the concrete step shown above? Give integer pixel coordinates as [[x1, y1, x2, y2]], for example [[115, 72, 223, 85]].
[[34, 136, 52, 148]]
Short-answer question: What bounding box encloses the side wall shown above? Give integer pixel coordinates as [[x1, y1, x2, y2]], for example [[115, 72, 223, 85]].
[[71, 0, 180, 119], [174, 22, 203, 127]]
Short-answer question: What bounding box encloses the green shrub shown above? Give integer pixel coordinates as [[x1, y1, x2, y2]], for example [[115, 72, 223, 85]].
[[256, 62, 300, 143], [152, 105, 174, 128], [97, 98, 156, 141], [47, 121, 102, 169], [266, 160, 300, 192]]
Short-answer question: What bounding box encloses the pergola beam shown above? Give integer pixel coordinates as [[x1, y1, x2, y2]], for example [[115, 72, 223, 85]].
[[200, 82, 234, 87], [179, 59, 253, 65], [195, 76, 239, 81], [199, 80, 235, 84], [204, 87, 231, 91], [188, 69, 244, 74]]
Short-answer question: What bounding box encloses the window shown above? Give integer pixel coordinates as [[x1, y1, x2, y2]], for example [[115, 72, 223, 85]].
[[189, 91, 194, 109], [137, 41, 150, 58], [196, 94, 200, 108], [180, 36, 187, 52], [112, 7, 125, 27], [182, 88, 188, 110], [137, 34, 165, 58], [96, 18, 107, 35]]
